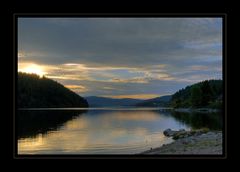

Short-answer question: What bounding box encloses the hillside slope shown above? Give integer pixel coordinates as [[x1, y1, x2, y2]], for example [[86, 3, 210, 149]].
[[85, 96, 142, 107], [18, 72, 88, 108], [135, 95, 172, 107]]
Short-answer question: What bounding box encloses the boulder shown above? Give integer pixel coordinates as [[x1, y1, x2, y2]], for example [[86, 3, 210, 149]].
[[163, 128, 186, 137], [163, 128, 210, 140], [163, 129, 174, 136]]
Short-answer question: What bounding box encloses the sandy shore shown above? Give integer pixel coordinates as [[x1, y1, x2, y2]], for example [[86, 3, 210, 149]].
[[141, 131, 222, 154]]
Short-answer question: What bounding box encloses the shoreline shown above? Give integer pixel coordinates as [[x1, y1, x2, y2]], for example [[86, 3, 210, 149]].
[[172, 108, 221, 113], [140, 131, 222, 154]]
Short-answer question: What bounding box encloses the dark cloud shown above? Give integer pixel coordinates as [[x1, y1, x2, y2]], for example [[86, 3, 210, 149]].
[[18, 18, 222, 98], [18, 18, 222, 66]]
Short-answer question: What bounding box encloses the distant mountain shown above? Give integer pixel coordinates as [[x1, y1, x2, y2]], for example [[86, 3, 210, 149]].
[[135, 95, 172, 107], [18, 72, 88, 108], [85, 96, 143, 107]]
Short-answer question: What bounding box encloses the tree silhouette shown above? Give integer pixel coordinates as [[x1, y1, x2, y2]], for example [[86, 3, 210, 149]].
[[191, 85, 202, 107], [18, 72, 89, 108]]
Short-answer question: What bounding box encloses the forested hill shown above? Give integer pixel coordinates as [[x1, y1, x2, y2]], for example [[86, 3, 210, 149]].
[[135, 95, 172, 107], [85, 96, 142, 107], [171, 80, 223, 108], [18, 72, 88, 108]]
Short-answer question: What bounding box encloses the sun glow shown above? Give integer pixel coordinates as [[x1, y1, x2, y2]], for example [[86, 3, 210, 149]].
[[19, 63, 47, 77]]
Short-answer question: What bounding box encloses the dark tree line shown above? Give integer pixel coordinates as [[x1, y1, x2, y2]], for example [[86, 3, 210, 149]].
[[171, 80, 223, 109], [18, 72, 88, 108]]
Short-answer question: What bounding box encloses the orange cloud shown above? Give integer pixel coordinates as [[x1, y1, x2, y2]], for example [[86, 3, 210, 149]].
[[65, 84, 89, 93]]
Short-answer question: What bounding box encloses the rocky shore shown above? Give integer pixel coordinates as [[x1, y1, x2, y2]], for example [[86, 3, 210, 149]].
[[141, 129, 222, 154]]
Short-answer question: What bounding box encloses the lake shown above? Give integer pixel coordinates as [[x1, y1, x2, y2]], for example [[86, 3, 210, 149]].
[[17, 108, 222, 154]]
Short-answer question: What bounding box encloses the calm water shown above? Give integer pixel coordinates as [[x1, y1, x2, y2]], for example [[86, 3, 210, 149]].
[[17, 108, 222, 154]]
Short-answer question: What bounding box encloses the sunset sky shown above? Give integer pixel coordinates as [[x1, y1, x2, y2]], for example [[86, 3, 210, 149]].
[[18, 18, 222, 99]]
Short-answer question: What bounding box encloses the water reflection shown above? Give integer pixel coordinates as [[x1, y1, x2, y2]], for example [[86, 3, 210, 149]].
[[17, 109, 222, 154], [170, 111, 222, 130], [17, 110, 87, 138]]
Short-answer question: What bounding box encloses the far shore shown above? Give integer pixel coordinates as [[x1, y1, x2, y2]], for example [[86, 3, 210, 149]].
[[18, 107, 221, 113], [140, 131, 222, 155], [172, 108, 221, 113]]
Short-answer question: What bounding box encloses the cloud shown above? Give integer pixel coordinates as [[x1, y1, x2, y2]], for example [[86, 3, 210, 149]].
[[18, 18, 222, 67], [18, 18, 222, 97], [65, 85, 89, 93], [103, 87, 119, 90]]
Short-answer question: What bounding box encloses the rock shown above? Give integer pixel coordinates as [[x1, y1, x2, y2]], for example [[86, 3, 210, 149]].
[[163, 128, 187, 138], [163, 129, 173, 136], [141, 131, 222, 155], [163, 128, 210, 140], [179, 129, 186, 132], [172, 131, 188, 140]]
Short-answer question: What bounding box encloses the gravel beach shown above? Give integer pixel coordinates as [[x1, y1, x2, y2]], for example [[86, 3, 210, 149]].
[[141, 131, 222, 154]]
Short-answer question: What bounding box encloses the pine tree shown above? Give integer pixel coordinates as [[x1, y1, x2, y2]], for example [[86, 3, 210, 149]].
[[200, 80, 213, 106], [191, 85, 202, 107]]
